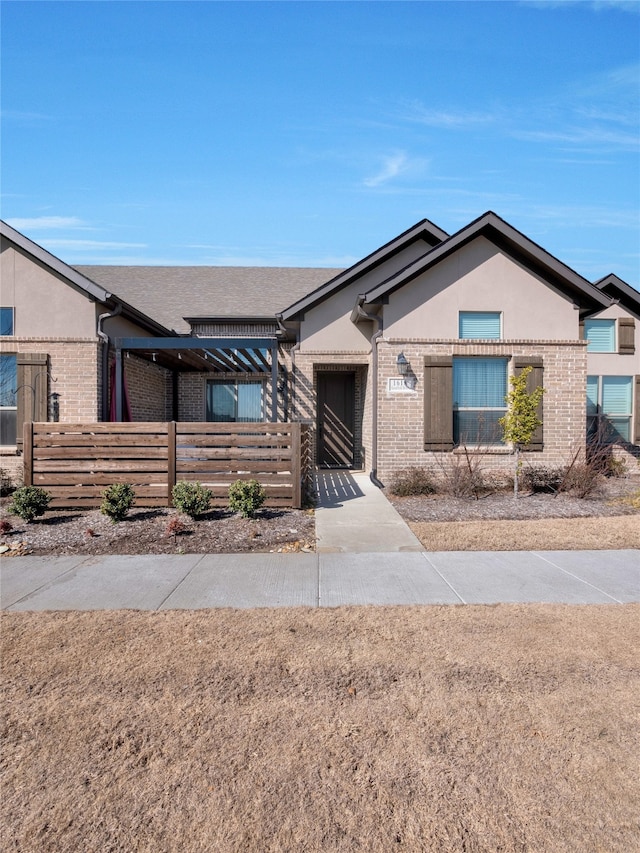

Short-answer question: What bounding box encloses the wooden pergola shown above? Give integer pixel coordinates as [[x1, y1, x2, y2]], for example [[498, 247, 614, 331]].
[[112, 336, 280, 422]]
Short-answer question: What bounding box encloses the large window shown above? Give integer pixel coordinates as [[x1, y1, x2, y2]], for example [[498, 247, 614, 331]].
[[458, 311, 501, 340], [0, 308, 14, 336], [584, 319, 615, 352], [453, 357, 508, 445], [206, 380, 263, 422], [0, 354, 17, 445], [587, 375, 633, 443]]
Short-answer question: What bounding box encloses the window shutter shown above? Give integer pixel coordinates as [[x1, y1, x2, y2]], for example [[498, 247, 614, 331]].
[[579, 320, 585, 340], [424, 356, 453, 450], [635, 377, 640, 445], [618, 318, 635, 355], [514, 358, 543, 451], [16, 353, 48, 448]]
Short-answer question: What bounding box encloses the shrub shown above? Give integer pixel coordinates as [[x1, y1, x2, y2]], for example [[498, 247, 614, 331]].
[[0, 519, 13, 535], [166, 517, 188, 541], [521, 465, 565, 494], [228, 479, 266, 518], [172, 481, 212, 519], [100, 483, 136, 523], [435, 448, 489, 500], [389, 467, 436, 497], [8, 486, 51, 523], [560, 463, 603, 499]]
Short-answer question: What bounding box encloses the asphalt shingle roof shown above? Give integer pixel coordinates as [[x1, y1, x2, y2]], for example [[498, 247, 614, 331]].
[[75, 265, 342, 333]]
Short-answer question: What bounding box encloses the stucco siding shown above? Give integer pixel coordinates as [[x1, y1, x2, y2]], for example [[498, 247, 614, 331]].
[[299, 241, 429, 351], [384, 237, 578, 341], [1, 239, 97, 338]]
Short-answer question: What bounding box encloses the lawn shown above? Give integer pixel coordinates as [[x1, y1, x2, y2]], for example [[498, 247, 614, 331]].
[[2, 605, 639, 852]]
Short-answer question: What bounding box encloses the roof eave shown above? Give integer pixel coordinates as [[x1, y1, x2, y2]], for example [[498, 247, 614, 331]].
[[361, 211, 611, 314], [1, 219, 112, 303], [280, 217, 449, 322]]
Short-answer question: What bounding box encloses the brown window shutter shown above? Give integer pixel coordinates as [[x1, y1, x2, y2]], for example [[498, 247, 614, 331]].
[[579, 320, 585, 340], [514, 358, 544, 451], [424, 356, 453, 450], [618, 318, 635, 355], [16, 353, 48, 449], [635, 376, 640, 445]]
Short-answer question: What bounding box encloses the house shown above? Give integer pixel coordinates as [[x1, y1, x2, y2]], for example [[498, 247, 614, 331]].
[[1, 212, 638, 488]]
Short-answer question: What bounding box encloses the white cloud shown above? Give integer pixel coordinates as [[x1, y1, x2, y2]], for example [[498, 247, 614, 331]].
[[38, 239, 147, 252], [400, 104, 497, 129], [363, 152, 427, 188], [7, 216, 91, 231]]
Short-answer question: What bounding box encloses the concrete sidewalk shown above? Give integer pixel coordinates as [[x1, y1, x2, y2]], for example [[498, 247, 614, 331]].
[[2, 549, 638, 610], [1, 471, 638, 610]]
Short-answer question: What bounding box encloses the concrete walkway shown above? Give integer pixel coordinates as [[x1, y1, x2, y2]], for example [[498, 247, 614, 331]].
[[315, 470, 423, 552], [1, 471, 638, 610]]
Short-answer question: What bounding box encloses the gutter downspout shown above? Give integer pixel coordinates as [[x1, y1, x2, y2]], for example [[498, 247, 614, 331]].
[[355, 297, 384, 488], [97, 302, 121, 421]]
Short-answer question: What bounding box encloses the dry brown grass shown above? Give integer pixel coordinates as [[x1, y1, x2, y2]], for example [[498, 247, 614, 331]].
[[3, 605, 639, 852], [410, 514, 640, 551]]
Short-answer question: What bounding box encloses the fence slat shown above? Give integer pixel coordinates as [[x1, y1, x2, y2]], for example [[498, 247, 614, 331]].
[[27, 421, 309, 509], [23, 422, 34, 487]]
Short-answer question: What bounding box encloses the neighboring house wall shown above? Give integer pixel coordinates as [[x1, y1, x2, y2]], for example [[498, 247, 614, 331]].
[[1, 237, 97, 337], [584, 303, 639, 465], [0, 338, 101, 483]]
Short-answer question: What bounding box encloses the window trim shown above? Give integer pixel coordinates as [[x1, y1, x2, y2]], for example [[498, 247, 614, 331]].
[[0, 353, 17, 446], [583, 318, 616, 353], [0, 307, 14, 337], [587, 374, 633, 444], [205, 378, 265, 423], [452, 356, 509, 447], [458, 311, 502, 340]]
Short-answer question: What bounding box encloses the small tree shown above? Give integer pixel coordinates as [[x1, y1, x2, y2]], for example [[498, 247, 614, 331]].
[[499, 366, 544, 497]]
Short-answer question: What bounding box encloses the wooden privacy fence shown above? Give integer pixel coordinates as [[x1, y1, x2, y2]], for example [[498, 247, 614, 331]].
[[24, 422, 312, 509]]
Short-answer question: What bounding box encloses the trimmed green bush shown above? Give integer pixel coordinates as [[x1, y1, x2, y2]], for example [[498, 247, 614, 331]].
[[8, 486, 51, 523], [100, 483, 136, 523], [172, 481, 212, 519], [228, 479, 266, 518]]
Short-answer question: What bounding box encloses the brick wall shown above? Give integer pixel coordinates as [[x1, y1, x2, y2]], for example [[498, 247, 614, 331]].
[[0, 336, 101, 424], [0, 336, 101, 475], [121, 354, 173, 421], [376, 338, 588, 484], [291, 350, 371, 468]]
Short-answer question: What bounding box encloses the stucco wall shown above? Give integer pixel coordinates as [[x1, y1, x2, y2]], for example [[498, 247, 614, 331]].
[[1, 239, 97, 338], [299, 242, 428, 352], [585, 303, 640, 377], [384, 237, 579, 341]]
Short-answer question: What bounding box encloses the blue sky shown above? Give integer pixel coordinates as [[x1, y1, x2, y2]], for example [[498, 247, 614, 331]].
[[2, 0, 639, 286]]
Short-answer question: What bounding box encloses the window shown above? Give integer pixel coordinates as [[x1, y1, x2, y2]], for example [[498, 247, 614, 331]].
[[584, 319, 615, 352], [0, 308, 14, 336], [459, 311, 501, 340], [453, 357, 508, 445], [587, 375, 633, 443], [206, 380, 263, 422], [0, 354, 17, 444]]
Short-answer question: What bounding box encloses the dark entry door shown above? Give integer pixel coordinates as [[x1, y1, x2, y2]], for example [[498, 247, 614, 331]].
[[317, 372, 355, 467]]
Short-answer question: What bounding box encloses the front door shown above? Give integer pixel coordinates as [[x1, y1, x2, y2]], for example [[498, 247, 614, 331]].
[[317, 372, 355, 467]]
